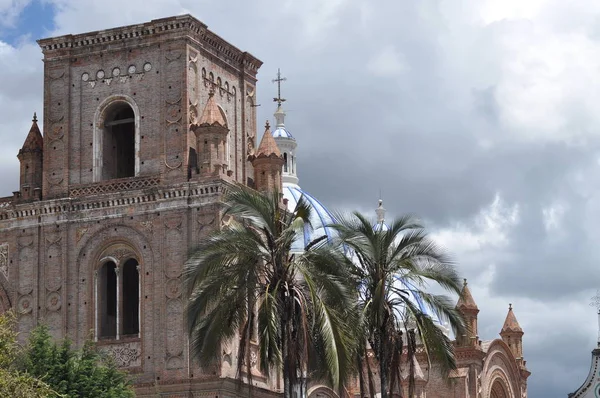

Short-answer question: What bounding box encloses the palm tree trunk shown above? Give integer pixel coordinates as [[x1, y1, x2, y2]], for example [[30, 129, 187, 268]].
[[378, 327, 389, 398], [357, 355, 366, 398], [282, 319, 291, 398]]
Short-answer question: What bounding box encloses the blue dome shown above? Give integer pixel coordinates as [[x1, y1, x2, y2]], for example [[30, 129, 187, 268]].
[[282, 183, 335, 252], [272, 127, 293, 139]]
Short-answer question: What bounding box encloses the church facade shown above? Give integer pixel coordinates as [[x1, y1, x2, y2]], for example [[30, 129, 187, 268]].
[[0, 15, 529, 397]]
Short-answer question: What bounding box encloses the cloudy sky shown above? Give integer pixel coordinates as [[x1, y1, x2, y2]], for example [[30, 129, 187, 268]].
[[1, 0, 599, 395]]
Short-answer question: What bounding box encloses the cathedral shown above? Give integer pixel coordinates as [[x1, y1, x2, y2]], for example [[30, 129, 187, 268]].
[[0, 15, 530, 397]]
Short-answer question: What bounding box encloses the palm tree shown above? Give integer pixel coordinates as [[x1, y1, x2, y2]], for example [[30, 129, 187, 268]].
[[185, 186, 356, 397], [330, 210, 467, 398]]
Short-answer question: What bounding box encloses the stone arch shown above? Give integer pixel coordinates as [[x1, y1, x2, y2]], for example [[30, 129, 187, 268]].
[[490, 377, 510, 398], [93, 94, 141, 182], [76, 224, 153, 345], [307, 385, 339, 398], [482, 340, 521, 398]]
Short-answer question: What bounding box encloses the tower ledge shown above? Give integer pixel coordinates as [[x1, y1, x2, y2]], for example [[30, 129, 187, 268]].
[[37, 14, 262, 78]]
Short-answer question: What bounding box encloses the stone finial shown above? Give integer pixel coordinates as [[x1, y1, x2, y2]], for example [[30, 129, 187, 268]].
[[501, 303, 523, 334], [456, 278, 478, 311], [32, 112, 38, 123]]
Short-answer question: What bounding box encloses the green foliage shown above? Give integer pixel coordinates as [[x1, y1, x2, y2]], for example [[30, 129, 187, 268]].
[[21, 324, 135, 398], [0, 311, 57, 397]]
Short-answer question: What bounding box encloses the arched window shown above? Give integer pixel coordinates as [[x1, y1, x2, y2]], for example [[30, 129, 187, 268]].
[[98, 261, 117, 339], [94, 96, 141, 182], [102, 105, 135, 179], [95, 254, 141, 341], [283, 152, 288, 173]]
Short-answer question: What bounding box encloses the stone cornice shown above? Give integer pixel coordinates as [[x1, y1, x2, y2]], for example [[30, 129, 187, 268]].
[[37, 14, 262, 76], [0, 176, 232, 226]]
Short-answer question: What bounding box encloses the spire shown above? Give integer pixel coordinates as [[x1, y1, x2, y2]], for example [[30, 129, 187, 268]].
[[198, 89, 227, 127], [456, 279, 478, 311], [255, 121, 282, 158], [376, 199, 386, 223], [270, 69, 298, 186], [19, 112, 43, 153], [501, 303, 523, 334]]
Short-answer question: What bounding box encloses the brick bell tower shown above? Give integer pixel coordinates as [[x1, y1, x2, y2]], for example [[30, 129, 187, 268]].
[[0, 15, 271, 398]]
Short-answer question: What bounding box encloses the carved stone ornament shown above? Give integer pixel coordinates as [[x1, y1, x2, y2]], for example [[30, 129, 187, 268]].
[[112, 248, 135, 261], [0, 243, 8, 279], [165, 278, 181, 299], [139, 221, 153, 233], [46, 291, 61, 312], [76, 227, 88, 243], [18, 295, 33, 314], [101, 342, 141, 368]]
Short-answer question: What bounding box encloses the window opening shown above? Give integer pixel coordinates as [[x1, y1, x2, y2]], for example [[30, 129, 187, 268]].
[[122, 258, 140, 336], [99, 261, 117, 338], [103, 105, 135, 179]]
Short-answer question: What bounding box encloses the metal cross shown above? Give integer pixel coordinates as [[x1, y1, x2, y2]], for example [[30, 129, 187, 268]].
[[272, 68, 287, 106], [590, 290, 600, 313]]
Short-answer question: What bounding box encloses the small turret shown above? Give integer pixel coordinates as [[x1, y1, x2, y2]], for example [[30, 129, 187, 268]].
[[17, 113, 43, 201], [249, 121, 284, 193], [456, 279, 479, 347], [500, 304, 524, 363], [191, 90, 229, 177]]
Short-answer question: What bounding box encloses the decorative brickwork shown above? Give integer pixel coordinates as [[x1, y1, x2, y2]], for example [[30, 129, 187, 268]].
[[69, 176, 160, 197]]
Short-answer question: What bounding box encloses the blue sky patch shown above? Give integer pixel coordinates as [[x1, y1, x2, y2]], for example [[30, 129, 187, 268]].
[[1, 0, 55, 45]]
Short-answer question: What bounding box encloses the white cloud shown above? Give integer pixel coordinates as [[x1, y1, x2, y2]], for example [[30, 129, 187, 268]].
[[432, 193, 519, 255], [0, 0, 30, 27]]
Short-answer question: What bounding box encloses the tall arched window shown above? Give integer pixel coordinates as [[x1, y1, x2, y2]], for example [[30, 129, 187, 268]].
[[283, 152, 288, 172], [103, 105, 135, 179], [95, 253, 141, 341], [94, 96, 140, 182], [98, 261, 117, 339]]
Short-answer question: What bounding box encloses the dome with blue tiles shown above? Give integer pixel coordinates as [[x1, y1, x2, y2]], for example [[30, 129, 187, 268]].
[[272, 126, 293, 139], [283, 183, 336, 253]]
